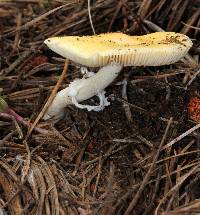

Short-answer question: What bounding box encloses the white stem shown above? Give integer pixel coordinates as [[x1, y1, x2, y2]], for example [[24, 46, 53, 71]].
[[43, 87, 72, 120], [43, 63, 122, 120]]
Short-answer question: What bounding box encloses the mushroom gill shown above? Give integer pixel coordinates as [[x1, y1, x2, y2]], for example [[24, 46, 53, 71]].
[[44, 32, 193, 67]]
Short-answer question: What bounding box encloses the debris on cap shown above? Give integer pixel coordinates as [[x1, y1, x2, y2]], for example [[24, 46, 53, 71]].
[[44, 32, 193, 67]]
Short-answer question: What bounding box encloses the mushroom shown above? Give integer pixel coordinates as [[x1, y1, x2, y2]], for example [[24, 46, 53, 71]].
[[43, 32, 192, 120]]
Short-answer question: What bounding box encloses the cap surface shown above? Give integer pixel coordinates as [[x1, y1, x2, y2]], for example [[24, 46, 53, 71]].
[[44, 32, 193, 67]]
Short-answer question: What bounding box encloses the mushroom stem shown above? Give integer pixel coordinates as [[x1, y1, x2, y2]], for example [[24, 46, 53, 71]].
[[43, 63, 122, 120]]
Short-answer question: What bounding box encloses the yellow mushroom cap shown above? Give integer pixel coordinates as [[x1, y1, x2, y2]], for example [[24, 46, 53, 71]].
[[44, 32, 193, 67]]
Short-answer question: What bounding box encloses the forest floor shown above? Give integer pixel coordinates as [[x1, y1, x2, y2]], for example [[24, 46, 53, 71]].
[[0, 0, 200, 214]]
